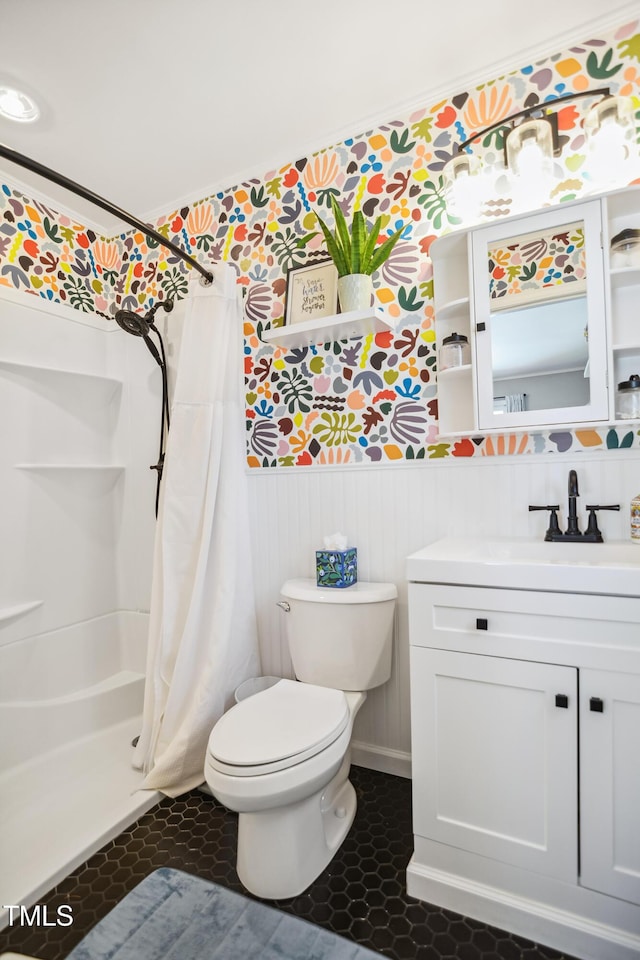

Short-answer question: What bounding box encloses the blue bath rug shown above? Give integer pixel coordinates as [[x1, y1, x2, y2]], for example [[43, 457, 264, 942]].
[[65, 867, 381, 959]]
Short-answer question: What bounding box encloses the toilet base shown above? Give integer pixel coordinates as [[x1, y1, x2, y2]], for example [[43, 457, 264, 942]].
[[236, 756, 356, 899]]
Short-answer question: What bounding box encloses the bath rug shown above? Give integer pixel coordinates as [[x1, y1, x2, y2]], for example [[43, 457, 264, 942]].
[[65, 867, 381, 959]]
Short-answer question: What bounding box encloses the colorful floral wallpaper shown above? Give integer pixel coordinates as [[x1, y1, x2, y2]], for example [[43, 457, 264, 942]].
[[488, 222, 586, 307], [1, 19, 639, 465]]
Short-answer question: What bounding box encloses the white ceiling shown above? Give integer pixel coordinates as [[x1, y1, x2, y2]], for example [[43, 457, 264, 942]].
[[1, 1, 638, 236]]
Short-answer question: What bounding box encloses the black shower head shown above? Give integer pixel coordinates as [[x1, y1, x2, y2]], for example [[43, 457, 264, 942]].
[[114, 299, 174, 337], [115, 309, 151, 337]]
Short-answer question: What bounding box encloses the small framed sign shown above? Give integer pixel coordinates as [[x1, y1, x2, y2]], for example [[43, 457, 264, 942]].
[[285, 258, 339, 325]]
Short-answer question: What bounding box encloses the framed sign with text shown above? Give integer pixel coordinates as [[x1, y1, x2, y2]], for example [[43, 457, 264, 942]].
[[285, 258, 339, 325]]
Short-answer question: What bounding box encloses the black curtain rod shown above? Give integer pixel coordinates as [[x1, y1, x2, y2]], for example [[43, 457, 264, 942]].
[[0, 142, 214, 285]]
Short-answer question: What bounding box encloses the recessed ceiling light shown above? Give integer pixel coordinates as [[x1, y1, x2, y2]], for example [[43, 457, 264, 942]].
[[0, 85, 40, 123]]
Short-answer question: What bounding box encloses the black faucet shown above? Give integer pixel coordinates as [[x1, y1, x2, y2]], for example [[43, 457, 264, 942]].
[[529, 469, 620, 542], [566, 469, 581, 537]]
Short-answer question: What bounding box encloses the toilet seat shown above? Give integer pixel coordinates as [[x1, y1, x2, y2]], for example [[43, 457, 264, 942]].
[[207, 679, 349, 777]]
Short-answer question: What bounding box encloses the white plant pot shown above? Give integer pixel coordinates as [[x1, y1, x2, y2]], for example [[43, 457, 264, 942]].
[[337, 274, 373, 313]]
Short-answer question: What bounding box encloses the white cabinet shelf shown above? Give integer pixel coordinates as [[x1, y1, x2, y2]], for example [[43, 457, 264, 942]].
[[261, 309, 393, 349], [437, 297, 470, 321], [437, 363, 472, 379], [610, 266, 640, 288]]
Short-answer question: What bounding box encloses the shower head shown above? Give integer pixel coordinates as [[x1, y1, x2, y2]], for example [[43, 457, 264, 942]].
[[114, 299, 174, 337], [115, 309, 151, 337]]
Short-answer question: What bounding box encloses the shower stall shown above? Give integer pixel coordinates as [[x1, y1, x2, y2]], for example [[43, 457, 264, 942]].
[[0, 285, 163, 927]]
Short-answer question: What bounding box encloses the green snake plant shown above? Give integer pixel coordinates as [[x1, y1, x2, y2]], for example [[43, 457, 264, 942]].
[[314, 196, 405, 277]]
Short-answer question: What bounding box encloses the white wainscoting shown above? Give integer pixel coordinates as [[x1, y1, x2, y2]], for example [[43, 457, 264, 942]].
[[246, 449, 640, 778]]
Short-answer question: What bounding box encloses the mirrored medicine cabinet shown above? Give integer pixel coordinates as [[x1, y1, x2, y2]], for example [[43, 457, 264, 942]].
[[432, 185, 640, 436]]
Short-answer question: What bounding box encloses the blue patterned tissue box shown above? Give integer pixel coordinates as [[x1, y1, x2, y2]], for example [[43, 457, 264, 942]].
[[316, 547, 357, 588]]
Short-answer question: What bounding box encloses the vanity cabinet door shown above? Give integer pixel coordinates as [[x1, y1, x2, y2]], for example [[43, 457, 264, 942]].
[[410, 647, 578, 880], [580, 669, 640, 905]]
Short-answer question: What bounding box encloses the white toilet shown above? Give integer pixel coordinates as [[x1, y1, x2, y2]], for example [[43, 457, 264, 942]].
[[204, 577, 397, 899]]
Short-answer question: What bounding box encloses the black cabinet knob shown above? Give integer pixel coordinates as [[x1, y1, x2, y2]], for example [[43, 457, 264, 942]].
[[555, 694, 569, 708], [589, 697, 604, 713], [476, 617, 488, 630]]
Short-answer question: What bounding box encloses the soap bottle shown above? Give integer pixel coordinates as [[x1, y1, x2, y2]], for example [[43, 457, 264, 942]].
[[631, 494, 640, 544]]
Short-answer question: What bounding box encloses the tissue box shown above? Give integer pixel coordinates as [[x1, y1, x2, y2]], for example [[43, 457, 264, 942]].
[[316, 547, 357, 588]]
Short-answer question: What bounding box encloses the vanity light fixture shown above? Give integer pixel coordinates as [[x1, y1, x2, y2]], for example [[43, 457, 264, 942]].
[[443, 151, 485, 221], [583, 94, 637, 184], [443, 88, 637, 219], [0, 85, 40, 123]]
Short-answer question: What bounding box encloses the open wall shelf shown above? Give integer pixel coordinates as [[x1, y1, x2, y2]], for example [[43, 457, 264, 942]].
[[261, 309, 393, 349]]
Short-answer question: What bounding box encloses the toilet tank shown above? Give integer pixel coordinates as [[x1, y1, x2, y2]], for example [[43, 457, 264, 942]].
[[279, 579, 397, 691]]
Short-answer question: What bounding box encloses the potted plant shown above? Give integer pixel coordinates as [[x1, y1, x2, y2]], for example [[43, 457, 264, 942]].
[[314, 196, 406, 312]]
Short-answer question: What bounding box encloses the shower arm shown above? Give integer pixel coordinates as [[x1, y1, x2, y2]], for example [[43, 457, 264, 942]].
[[0, 141, 214, 286]]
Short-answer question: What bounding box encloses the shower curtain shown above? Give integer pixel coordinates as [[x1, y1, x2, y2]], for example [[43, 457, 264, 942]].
[[133, 263, 260, 797]]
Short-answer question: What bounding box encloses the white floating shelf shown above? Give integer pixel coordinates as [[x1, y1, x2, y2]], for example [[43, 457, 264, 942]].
[[0, 600, 43, 625], [261, 309, 393, 349]]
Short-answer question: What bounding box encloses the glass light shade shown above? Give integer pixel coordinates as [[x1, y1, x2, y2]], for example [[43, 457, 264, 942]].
[[506, 118, 555, 210], [443, 152, 484, 222], [584, 95, 638, 185], [0, 85, 39, 122]]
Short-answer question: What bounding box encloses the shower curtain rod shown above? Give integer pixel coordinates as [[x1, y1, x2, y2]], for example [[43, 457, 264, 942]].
[[0, 142, 214, 285]]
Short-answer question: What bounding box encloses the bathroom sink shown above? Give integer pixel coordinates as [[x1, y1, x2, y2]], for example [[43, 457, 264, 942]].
[[406, 537, 640, 597]]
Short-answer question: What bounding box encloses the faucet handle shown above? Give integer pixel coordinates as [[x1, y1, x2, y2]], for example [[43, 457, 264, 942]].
[[584, 504, 621, 542], [528, 504, 562, 541]]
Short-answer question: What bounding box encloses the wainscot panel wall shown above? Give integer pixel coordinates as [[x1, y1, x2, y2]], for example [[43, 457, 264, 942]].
[[246, 451, 640, 772]]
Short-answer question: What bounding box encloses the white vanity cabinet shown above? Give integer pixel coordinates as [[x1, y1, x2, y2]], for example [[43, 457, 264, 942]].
[[407, 542, 640, 960]]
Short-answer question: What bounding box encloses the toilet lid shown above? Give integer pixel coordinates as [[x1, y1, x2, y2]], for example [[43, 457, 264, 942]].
[[207, 679, 349, 774]]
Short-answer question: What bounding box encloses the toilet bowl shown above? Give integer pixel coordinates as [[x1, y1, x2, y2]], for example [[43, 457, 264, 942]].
[[206, 679, 364, 898], [205, 577, 397, 900]]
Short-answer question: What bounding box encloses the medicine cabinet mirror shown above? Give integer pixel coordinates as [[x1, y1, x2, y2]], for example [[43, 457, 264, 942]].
[[471, 200, 608, 430]]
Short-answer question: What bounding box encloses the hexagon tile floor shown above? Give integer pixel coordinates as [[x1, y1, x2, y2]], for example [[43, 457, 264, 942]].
[[0, 765, 579, 960]]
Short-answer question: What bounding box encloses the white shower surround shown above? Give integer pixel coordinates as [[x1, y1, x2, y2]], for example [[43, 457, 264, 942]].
[[0, 612, 158, 930], [0, 289, 160, 926]]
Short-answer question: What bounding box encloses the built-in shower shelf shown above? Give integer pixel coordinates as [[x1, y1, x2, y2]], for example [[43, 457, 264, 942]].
[[0, 600, 43, 625], [15, 464, 125, 492], [15, 463, 125, 472], [15, 464, 125, 486], [0, 359, 122, 402]]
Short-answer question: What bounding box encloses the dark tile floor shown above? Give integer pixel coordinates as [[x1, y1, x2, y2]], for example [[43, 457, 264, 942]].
[[0, 766, 578, 960]]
